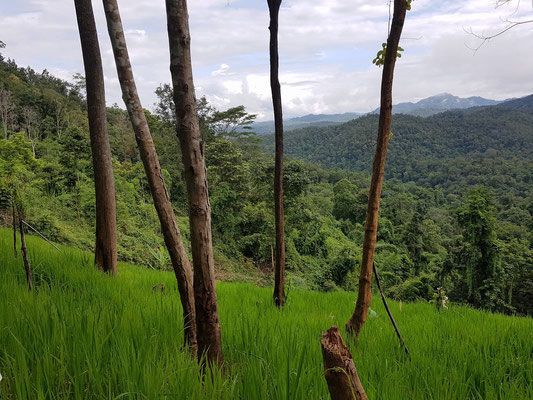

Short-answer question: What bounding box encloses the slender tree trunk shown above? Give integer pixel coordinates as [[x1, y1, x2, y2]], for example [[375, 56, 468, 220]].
[[268, 0, 286, 307], [12, 197, 17, 257], [74, 0, 118, 274], [346, 0, 407, 338], [165, 0, 222, 365], [321, 326, 368, 400], [102, 0, 197, 353], [19, 216, 33, 291]]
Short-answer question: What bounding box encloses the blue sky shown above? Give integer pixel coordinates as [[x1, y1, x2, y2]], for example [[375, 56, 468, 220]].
[[1, 0, 532, 120]]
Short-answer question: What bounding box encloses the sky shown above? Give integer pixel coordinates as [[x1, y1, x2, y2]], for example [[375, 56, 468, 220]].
[[0, 0, 532, 120]]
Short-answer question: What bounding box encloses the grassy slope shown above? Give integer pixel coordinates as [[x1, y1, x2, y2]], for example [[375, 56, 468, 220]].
[[0, 229, 531, 399]]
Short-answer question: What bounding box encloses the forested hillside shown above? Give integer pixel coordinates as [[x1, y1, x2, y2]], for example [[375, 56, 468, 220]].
[[261, 99, 533, 196], [1, 54, 531, 315]]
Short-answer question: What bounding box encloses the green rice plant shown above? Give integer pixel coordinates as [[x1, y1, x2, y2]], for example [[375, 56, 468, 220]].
[[0, 228, 531, 399]]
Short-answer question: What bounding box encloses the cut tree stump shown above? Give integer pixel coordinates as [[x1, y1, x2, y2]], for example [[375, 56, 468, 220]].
[[321, 326, 368, 400]]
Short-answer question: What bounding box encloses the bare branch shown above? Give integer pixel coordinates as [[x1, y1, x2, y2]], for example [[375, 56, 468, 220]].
[[466, 1, 533, 53], [21, 220, 61, 251], [465, 18, 533, 53]]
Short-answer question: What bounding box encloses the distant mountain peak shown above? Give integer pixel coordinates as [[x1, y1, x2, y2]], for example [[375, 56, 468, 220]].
[[431, 92, 454, 98], [373, 93, 503, 117]]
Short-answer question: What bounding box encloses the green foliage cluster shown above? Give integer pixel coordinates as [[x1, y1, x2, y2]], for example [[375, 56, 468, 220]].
[[0, 231, 531, 399], [372, 43, 404, 66]]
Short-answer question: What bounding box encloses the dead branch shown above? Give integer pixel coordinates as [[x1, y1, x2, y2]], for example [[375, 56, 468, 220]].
[[21, 220, 60, 251], [373, 262, 411, 361]]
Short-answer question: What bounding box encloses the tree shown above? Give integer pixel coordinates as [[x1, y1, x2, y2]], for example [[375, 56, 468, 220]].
[[154, 84, 256, 142], [0, 133, 35, 259], [102, 0, 197, 352], [54, 98, 68, 139], [22, 106, 41, 157], [154, 83, 176, 126], [165, 0, 223, 365], [74, 0, 118, 274], [267, 0, 286, 307], [332, 179, 367, 223], [346, 0, 408, 338], [457, 188, 503, 310], [0, 40, 5, 63], [209, 106, 256, 140], [403, 205, 426, 275], [0, 85, 16, 139]]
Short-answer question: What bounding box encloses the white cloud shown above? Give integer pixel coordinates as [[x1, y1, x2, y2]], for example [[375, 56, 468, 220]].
[[0, 0, 531, 120], [212, 64, 234, 77]]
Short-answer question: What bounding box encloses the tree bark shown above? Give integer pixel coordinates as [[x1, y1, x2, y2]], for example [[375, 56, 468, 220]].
[[268, 0, 286, 308], [19, 216, 33, 291], [165, 0, 223, 366], [74, 0, 118, 274], [102, 0, 197, 353], [346, 0, 407, 339], [321, 326, 368, 400], [12, 196, 17, 257]]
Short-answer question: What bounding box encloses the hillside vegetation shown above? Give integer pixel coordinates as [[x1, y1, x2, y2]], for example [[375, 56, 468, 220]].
[[1, 230, 532, 399], [1, 54, 532, 314], [261, 98, 533, 196]]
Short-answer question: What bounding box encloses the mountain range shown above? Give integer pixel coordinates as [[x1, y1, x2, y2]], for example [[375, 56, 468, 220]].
[[252, 112, 363, 135], [373, 92, 505, 117], [259, 94, 533, 196], [253, 93, 506, 134]]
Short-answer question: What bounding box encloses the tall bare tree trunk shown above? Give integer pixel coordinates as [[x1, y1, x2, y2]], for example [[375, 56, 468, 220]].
[[268, 0, 286, 308], [102, 0, 197, 353], [74, 0, 118, 274], [346, 0, 407, 338], [165, 0, 222, 365], [12, 196, 17, 257], [19, 215, 33, 291]]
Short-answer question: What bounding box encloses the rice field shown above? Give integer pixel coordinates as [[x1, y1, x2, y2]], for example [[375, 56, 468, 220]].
[[0, 228, 531, 399]]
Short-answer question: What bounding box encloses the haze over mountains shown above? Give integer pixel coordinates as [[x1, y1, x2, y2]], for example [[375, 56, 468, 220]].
[[253, 93, 506, 134], [252, 112, 364, 134]]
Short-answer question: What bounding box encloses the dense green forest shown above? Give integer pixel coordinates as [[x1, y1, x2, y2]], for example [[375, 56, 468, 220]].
[[0, 53, 531, 315], [261, 98, 533, 196]]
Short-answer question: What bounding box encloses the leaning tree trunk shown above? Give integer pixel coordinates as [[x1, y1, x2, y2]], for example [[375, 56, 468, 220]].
[[18, 215, 33, 291], [74, 0, 118, 274], [346, 0, 408, 338], [321, 326, 368, 400], [102, 0, 197, 354], [267, 0, 286, 307], [165, 0, 223, 366]]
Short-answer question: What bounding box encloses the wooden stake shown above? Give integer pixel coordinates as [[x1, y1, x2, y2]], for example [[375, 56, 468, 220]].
[[321, 326, 368, 400], [12, 197, 17, 257], [19, 216, 33, 291]]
